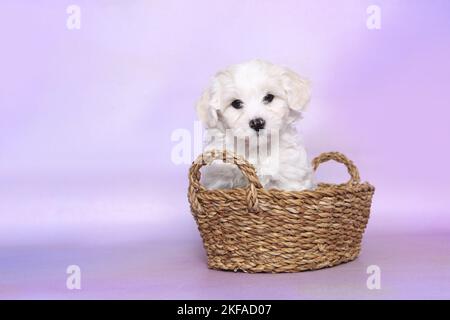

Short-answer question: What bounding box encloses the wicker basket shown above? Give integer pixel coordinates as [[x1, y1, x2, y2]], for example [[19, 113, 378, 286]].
[[188, 150, 375, 273]]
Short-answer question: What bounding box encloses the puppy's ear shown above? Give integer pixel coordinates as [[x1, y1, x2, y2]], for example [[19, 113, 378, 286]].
[[281, 68, 311, 112], [196, 73, 227, 128], [196, 88, 218, 128]]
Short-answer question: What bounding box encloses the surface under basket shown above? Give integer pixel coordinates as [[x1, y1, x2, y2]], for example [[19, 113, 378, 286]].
[[188, 150, 375, 273]]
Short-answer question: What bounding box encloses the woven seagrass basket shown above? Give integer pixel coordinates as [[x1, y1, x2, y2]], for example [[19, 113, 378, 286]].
[[188, 150, 375, 273]]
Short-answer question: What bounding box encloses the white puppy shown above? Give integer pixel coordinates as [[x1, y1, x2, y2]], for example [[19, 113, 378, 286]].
[[196, 60, 315, 191]]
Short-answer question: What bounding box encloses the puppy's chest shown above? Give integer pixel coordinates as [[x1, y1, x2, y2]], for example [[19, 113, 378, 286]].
[[244, 155, 281, 185], [250, 156, 278, 175]]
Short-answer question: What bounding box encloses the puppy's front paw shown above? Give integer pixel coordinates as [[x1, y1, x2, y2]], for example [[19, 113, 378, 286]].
[[200, 160, 247, 189]]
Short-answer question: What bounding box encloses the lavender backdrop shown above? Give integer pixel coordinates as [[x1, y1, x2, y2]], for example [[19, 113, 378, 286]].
[[0, 0, 449, 299]]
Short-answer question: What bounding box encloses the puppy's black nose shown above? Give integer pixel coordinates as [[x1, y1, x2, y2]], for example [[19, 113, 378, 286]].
[[249, 118, 266, 132]]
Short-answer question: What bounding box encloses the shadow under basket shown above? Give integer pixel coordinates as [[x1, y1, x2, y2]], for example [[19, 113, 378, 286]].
[[188, 150, 375, 273]]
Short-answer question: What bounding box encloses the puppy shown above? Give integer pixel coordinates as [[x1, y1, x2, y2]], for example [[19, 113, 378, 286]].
[[196, 60, 315, 191]]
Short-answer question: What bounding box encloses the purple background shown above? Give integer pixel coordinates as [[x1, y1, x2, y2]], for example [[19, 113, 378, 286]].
[[0, 0, 449, 299]]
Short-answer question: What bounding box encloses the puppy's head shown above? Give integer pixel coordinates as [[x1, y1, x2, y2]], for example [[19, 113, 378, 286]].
[[196, 60, 311, 138]]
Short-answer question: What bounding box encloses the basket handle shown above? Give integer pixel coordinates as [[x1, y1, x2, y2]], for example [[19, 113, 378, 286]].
[[188, 150, 262, 213], [312, 152, 361, 184]]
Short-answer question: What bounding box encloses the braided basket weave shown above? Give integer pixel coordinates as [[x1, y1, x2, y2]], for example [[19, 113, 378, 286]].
[[188, 150, 375, 273]]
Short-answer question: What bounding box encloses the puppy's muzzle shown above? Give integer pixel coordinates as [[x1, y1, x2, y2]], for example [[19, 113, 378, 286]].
[[249, 118, 266, 132]]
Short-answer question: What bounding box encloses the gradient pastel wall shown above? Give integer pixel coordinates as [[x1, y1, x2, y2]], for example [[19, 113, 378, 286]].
[[0, 0, 449, 246]]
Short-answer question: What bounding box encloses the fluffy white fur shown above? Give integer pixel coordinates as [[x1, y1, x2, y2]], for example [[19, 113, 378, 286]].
[[196, 60, 315, 191]]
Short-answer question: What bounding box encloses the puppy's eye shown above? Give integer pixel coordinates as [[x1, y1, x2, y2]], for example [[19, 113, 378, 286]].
[[263, 93, 274, 104], [231, 99, 243, 109]]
